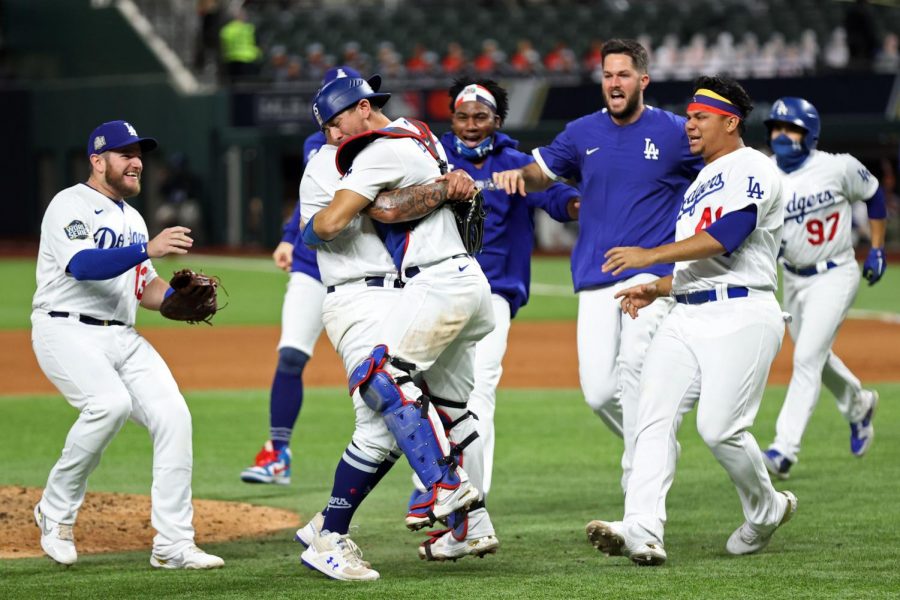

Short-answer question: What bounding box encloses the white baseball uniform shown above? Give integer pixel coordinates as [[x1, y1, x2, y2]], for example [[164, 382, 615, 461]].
[[624, 147, 790, 547], [770, 151, 880, 462], [31, 183, 197, 559], [337, 118, 496, 537]]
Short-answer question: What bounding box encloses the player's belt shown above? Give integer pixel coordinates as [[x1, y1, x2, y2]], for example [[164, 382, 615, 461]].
[[674, 287, 749, 305], [782, 260, 838, 277], [48, 311, 125, 326], [325, 277, 403, 294], [404, 253, 469, 280]]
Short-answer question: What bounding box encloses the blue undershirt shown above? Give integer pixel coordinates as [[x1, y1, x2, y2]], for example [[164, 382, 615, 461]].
[[67, 243, 148, 281], [704, 205, 758, 254]]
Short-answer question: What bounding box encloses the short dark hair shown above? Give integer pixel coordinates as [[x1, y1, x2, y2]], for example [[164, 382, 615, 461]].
[[601, 39, 649, 73], [693, 74, 754, 134], [448, 78, 509, 124]]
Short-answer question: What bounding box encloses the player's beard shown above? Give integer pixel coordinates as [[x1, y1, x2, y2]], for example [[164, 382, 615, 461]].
[[604, 88, 641, 122], [104, 163, 141, 198]]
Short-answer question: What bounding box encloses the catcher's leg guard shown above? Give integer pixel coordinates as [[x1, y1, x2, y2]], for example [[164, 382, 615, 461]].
[[349, 346, 460, 490]]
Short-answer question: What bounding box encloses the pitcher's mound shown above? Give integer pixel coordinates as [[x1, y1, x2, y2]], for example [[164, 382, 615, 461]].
[[1, 486, 300, 559]]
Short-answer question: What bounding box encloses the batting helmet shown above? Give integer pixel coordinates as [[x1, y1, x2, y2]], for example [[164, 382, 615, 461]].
[[764, 97, 820, 151], [312, 77, 390, 130]]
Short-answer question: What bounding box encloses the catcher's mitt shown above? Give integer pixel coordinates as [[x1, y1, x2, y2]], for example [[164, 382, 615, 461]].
[[160, 269, 219, 325], [451, 190, 487, 255]]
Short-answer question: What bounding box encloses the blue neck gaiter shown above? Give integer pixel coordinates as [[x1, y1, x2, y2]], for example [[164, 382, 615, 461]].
[[771, 134, 810, 173], [454, 135, 494, 161]]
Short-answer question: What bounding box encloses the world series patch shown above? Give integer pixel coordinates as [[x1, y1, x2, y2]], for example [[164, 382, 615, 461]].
[[64, 220, 90, 240]]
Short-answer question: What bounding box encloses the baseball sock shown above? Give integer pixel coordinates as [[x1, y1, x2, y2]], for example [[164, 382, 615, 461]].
[[322, 444, 400, 534], [269, 348, 309, 451]]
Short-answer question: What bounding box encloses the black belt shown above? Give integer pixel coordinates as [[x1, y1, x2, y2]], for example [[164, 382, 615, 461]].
[[674, 287, 749, 305], [783, 260, 837, 277], [404, 253, 469, 280], [326, 277, 403, 294], [48, 311, 125, 326]]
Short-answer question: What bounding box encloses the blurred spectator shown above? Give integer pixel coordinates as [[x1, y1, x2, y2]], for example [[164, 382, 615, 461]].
[[342, 41, 371, 74], [706, 32, 736, 76], [219, 4, 260, 83], [264, 44, 290, 83], [583, 39, 604, 72], [799, 29, 819, 72], [679, 33, 707, 79], [844, 0, 878, 71], [375, 41, 405, 79], [305, 42, 330, 81], [652, 34, 680, 80], [406, 43, 432, 74], [473, 39, 504, 74], [874, 33, 899, 73], [193, 0, 221, 73], [442, 42, 467, 74], [544, 41, 577, 73], [155, 153, 204, 244], [510, 39, 542, 75], [824, 27, 850, 69]]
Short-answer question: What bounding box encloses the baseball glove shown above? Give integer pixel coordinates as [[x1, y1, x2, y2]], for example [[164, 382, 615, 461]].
[[160, 269, 219, 325], [451, 190, 487, 255]]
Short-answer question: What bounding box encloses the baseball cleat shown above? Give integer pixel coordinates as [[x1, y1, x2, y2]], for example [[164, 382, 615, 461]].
[[726, 490, 797, 555], [850, 390, 878, 457], [418, 529, 499, 561], [585, 520, 626, 557], [762, 448, 793, 480], [150, 545, 224, 569], [627, 541, 667, 566], [405, 480, 479, 531], [300, 531, 379, 581], [294, 511, 324, 547], [240, 440, 291, 485], [34, 503, 77, 565]]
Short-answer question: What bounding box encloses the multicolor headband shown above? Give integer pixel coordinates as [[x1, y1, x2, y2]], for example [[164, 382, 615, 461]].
[[454, 84, 497, 112], [687, 88, 744, 119]]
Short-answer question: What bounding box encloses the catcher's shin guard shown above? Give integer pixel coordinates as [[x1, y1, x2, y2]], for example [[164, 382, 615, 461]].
[[349, 345, 460, 490]]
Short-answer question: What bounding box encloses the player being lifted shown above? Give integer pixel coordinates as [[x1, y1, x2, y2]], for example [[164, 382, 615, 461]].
[[588, 76, 796, 565], [761, 97, 885, 479]]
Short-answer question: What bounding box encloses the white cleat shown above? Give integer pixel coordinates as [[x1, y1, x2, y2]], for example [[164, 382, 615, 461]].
[[628, 541, 667, 566], [585, 520, 626, 557], [294, 512, 324, 548], [726, 491, 798, 555], [418, 530, 499, 561], [34, 504, 77, 565], [300, 531, 379, 581], [150, 545, 224, 570], [405, 479, 479, 531]]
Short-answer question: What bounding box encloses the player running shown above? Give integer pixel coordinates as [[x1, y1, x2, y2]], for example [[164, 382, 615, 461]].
[[761, 97, 885, 479], [588, 76, 796, 565]]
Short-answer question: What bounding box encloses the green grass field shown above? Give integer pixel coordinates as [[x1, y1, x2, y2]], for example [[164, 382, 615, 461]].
[[1, 256, 898, 598]]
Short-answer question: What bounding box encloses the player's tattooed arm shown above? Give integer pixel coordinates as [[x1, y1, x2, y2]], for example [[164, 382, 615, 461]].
[[368, 181, 450, 224]]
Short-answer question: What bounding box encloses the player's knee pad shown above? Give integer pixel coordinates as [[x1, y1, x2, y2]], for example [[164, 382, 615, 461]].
[[276, 347, 309, 374], [349, 345, 410, 413]]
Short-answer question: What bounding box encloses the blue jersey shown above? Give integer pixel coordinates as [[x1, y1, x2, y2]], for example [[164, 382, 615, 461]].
[[284, 131, 326, 280], [441, 131, 578, 317], [535, 106, 702, 291]]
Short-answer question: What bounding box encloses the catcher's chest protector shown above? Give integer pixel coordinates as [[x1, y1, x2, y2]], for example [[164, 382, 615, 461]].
[[336, 119, 448, 176]]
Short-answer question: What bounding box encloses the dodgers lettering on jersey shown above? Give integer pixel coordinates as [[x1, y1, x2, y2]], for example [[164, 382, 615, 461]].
[[338, 118, 466, 271], [673, 147, 783, 293], [777, 150, 879, 267], [32, 183, 157, 326], [533, 106, 703, 291], [298, 145, 397, 287]]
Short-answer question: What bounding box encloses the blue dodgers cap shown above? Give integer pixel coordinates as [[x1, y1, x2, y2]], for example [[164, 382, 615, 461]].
[[87, 120, 158, 157], [312, 77, 390, 130], [312, 66, 384, 127]]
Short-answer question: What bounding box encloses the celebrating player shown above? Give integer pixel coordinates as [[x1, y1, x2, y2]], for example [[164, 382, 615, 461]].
[[493, 38, 702, 512], [589, 76, 797, 565], [412, 77, 579, 561], [761, 97, 885, 479], [31, 120, 223, 569]]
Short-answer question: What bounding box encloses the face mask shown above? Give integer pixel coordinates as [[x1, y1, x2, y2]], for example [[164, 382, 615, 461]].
[[454, 135, 494, 161], [770, 133, 809, 173]]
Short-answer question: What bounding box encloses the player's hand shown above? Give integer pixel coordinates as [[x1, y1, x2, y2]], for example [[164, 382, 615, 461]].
[[147, 226, 193, 258], [862, 247, 886, 285], [272, 241, 294, 272], [492, 168, 527, 196], [436, 170, 476, 202], [614, 282, 663, 319], [567, 197, 581, 220], [602, 246, 655, 276]]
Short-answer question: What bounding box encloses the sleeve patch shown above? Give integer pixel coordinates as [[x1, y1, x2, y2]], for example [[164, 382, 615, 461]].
[[63, 220, 90, 240]]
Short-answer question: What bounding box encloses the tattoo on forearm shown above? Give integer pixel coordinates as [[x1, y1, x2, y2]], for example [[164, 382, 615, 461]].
[[369, 181, 449, 223]]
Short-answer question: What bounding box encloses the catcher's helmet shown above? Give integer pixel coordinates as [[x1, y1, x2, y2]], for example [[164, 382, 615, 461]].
[[312, 76, 390, 130], [764, 97, 820, 151]]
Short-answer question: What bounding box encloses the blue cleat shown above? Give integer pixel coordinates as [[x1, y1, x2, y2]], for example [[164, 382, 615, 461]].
[[850, 390, 878, 457], [762, 448, 793, 480], [240, 440, 291, 484]]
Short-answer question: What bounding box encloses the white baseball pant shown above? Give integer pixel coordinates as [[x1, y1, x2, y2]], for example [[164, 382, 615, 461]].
[[277, 271, 326, 355], [623, 295, 788, 547], [31, 312, 195, 559]]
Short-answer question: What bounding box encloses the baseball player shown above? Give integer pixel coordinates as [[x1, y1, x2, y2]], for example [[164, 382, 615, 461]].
[[31, 120, 223, 569], [240, 66, 373, 486], [493, 39, 702, 505], [761, 97, 885, 479], [302, 76, 494, 569], [416, 78, 578, 561], [588, 77, 796, 565]]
